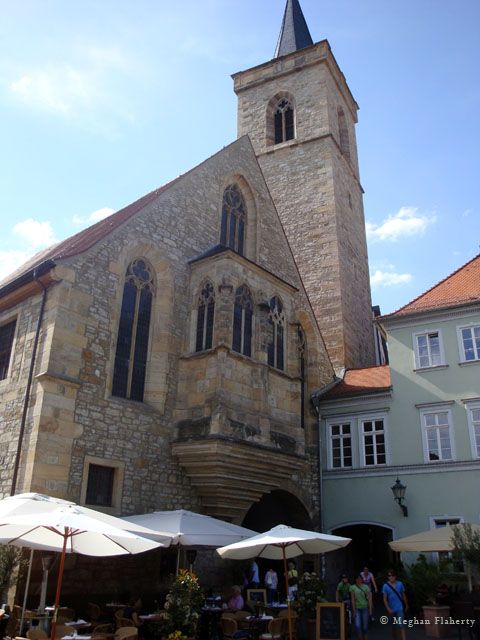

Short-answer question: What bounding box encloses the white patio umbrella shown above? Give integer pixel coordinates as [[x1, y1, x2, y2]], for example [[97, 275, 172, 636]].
[[389, 523, 480, 552], [124, 509, 257, 572], [0, 497, 172, 640], [217, 524, 351, 640]]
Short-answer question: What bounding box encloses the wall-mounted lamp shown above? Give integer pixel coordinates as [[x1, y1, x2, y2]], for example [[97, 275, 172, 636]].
[[391, 477, 408, 517]]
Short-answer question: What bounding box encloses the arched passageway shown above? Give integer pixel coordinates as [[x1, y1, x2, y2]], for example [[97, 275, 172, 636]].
[[331, 524, 394, 578], [242, 489, 313, 532]]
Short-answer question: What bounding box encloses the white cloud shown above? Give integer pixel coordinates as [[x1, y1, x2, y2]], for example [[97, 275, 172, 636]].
[[13, 218, 57, 249], [72, 207, 115, 226], [370, 270, 413, 289], [463, 208, 473, 217], [366, 206, 436, 242], [7, 46, 135, 126], [0, 249, 33, 283]]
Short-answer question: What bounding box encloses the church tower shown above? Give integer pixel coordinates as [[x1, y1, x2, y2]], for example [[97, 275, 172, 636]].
[[232, 0, 375, 371]]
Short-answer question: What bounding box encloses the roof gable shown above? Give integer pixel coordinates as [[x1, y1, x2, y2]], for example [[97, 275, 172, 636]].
[[320, 365, 391, 400]]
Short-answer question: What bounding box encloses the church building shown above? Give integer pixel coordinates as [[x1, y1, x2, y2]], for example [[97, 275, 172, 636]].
[[0, 0, 375, 591]]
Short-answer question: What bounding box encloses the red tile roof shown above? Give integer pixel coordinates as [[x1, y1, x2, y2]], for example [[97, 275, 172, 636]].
[[321, 365, 391, 400], [384, 254, 480, 319]]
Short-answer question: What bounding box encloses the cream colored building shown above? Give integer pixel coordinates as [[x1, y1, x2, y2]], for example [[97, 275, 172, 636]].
[[0, 0, 375, 597]]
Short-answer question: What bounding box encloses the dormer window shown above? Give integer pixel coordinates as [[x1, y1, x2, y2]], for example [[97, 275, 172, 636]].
[[274, 99, 294, 144], [220, 184, 246, 256]]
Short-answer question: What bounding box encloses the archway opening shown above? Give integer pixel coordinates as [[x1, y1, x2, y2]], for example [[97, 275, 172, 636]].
[[330, 524, 394, 579], [242, 489, 313, 532]]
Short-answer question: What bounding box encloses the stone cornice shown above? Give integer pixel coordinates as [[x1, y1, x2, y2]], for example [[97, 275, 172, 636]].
[[35, 370, 82, 389]]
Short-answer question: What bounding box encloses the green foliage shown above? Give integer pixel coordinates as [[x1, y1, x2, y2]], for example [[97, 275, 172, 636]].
[[452, 524, 480, 570], [407, 555, 449, 606], [0, 544, 25, 594], [163, 570, 204, 637], [296, 572, 326, 618]]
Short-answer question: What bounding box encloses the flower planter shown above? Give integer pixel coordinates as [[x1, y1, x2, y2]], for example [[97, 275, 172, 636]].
[[421, 606, 451, 638]]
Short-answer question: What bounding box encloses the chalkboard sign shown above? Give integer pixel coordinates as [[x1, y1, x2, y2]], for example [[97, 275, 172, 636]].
[[316, 603, 345, 640]]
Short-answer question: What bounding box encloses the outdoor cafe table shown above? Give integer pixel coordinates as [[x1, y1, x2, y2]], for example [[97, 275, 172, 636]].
[[244, 615, 273, 640]]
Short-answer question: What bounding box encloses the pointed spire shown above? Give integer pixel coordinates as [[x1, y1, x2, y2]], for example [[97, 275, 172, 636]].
[[274, 0, 314, 58]]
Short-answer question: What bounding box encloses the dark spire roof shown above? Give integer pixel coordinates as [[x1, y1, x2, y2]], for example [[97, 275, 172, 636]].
[[274, 0, 314, 58]]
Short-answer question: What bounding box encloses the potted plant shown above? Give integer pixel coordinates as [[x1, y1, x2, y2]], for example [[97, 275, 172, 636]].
[[296, 572, 326, 640], [408, 555, 450, 638], [163, 570, 204, 639]]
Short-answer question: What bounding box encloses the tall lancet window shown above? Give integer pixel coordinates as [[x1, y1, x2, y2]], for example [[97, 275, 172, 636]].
[[232, 285, 253, 357], [297, 325, 306, 429], [274, 98, 294, 144], [220, 184, 246, 256], [267, 296, 285, 370], [112, 258, 154, 402], [337, 107, 351, 161], [196, 281, 215, 352]]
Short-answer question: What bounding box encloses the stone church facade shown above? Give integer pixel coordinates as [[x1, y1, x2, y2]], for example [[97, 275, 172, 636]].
[[0, 0, 374, 574]]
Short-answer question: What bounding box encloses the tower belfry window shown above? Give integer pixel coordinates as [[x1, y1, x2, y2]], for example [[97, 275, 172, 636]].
[[220, 184, 246, 256], [267, 296, 285, 370], [112, 258, 154, 402], [196, 281, 215, 352], [274, 99, 294, 144]]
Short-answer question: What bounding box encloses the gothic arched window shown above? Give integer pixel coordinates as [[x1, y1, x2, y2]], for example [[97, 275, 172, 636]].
[[232, 285, 253, 357], [220, 184, 246, 256], [196, 281, 215, 352], [297, 325, 306, 429], [274, 99, 294, 144], [112, 258, 154, 402], [267, 296, 285, 370]]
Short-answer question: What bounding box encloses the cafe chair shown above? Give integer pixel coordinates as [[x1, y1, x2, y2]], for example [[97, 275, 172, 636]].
[[220, 617, 251, 640], [114, 627, 138, 640], [86, 603, 102, 626], [53, 624, 73, 639], [92, 623, 114, 640], [26, 629, 48, 640], [259, 617, 284, 640], [115, 618, 132, 630], [57, 609, 75, 624]]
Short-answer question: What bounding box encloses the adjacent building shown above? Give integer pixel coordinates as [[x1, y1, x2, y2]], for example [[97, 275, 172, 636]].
[[315, 254, 480, 573]]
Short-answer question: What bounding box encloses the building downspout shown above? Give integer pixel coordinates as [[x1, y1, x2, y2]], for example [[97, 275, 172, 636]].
[[10, 270, 48, 496]]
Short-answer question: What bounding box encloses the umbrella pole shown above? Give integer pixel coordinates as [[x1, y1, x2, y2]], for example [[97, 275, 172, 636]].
[[175, 546, 180, 576], [51, 529, 69, 640], [19, 548, 34, 636], [282, 548, 293, 640]]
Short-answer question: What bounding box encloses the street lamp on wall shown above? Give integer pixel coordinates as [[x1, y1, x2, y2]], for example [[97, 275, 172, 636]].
[[391, 477, 408, 517]]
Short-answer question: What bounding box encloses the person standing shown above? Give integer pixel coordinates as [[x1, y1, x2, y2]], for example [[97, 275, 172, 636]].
[[382, 570, 408, 640], [264, 567, 278, 604], [360, 565, 378, 594], [287, 561, 298, 600], [336, 574, 353, 629], [350, 575, 372, 640], [249, 559, 260, 588]]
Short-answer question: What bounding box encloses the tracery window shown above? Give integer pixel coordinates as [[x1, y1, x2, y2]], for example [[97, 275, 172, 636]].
[[274, 99, 294, 144], [112, 258, 154, 402], [232, 285, 253, 357], [220, 184, 246, 256], [267, 296, 285, 370], [298, 325, 306, 429], [196, 281, 215, 352]]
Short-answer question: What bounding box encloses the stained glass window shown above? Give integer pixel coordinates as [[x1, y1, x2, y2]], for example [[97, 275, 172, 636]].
[[220, 185, 246, 255], [267, 297, 285, 370], [0, 320, 16, 380], [232, 285, 253, 357], [196, 282, 215, 352], [112, 259, 154, 401]]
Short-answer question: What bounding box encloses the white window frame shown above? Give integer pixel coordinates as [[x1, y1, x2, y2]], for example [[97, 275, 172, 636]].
[[80, 455, 125, 514], [420, 408, 455, 463], [327, 420, 353, 470], [465, 401, 480, 459], [457, 323, 480, 363], [359, 414, 389, 467], [413, 328, 445, 369]]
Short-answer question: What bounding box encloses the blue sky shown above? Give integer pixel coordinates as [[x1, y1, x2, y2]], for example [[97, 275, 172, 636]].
[[1, 0, 479, 314]]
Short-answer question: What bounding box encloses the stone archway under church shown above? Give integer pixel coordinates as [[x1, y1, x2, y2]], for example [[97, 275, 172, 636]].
[[241, 490, 316, 595]]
